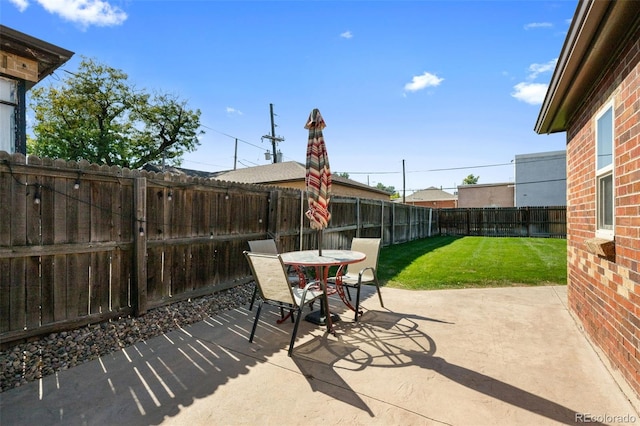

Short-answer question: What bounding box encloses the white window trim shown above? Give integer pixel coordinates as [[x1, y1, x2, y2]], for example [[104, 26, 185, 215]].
[[0, 77, 17, 154], [595, 100, 614, 240]]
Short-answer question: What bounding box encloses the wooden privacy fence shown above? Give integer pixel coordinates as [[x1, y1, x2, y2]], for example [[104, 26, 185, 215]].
[[0, 154, 435, 344], [437, 207, 566, 238]]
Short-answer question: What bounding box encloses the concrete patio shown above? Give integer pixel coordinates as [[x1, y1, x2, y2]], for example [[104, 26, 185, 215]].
[[1, 285, 638, 425]]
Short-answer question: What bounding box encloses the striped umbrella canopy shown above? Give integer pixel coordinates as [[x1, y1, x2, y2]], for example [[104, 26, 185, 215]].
[[304, 108, 332, 232]]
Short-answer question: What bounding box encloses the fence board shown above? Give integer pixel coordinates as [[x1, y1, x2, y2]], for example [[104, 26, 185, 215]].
[[170, 245, 187, 296], [9, 257, 26, 331], [53, 176, 69, 243], [25, 256, 40, 328], [116, 248, 130, 309], [147, 187, 165, 240], [74, 253, 90, 317], [146, 245, 164, 302], [53, 254, 68, 321], [0, 259, 10, 332], [41, 255, 54, 324], [11, 171, 26, 246], [0, 171, 10, 247], [90, 251, 110, 315]]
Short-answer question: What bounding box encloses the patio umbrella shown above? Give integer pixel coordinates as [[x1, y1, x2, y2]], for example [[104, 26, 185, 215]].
[[304, 108, 331, 255]]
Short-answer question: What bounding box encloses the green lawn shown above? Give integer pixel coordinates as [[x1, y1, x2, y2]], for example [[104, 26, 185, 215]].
[[378, 236, 567, 290]]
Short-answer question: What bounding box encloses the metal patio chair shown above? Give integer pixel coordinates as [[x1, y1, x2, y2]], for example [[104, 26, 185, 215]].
[[329, 237, 384, 321], [247, 239, 307, 311], [244, 251, 324, 356]]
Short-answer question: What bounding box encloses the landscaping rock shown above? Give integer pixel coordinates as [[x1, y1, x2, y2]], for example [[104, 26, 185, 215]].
[[0, 282, 254, 393]]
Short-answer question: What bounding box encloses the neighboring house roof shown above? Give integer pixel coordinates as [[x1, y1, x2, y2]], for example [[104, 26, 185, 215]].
[[213, 161, 392, 196], [0, 25, 74, 89], [403, 187, 457, 202], [214, 161, 306, 184], [535, 0, 640, 134]]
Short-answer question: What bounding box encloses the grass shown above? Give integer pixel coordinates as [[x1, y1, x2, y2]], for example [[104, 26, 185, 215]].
[[377, 236, 567, 290]]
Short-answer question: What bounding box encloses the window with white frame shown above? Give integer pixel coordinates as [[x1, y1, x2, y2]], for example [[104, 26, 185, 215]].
[[0, 76, 17, 154], [596, 102, 614, 239]]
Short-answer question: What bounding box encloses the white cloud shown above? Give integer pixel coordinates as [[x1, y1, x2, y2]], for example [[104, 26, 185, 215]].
[[404, 71, 443, 93], [12, 0, 127, 27], [511, 58, 557, 105], [9, 0, 29, 12], [524, 22, 553, 30], [527, 58, 557, 80], [511, 82, 548, 105], [226, 107, 243, 115], [340, 31, 353, 39]]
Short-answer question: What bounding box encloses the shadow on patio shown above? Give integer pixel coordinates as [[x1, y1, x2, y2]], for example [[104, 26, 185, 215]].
[[0, 286, 634, 425]]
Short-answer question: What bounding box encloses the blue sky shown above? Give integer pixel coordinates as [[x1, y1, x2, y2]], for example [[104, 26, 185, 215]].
[[4, 0, 576, 193]]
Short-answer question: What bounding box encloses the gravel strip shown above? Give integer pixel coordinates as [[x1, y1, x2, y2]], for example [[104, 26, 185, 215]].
[[0, 282, 255, 393]]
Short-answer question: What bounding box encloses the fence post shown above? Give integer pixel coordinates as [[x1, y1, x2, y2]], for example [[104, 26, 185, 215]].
[[133, 177, 147, 316], [356, 197, 361, 237], [380, 200, 384, 243], [466, 209, 470, 236]]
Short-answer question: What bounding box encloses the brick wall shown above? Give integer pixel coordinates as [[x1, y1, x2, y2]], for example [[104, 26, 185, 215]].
[[565, 24, 640, 398]]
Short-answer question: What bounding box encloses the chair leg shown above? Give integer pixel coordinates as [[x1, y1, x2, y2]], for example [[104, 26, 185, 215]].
[[249, 284, 258, 310], [374, 276, 384, 308], [288, 306, 304, 357], [354, 284, 362, 322], [249, 302, 263, 343]]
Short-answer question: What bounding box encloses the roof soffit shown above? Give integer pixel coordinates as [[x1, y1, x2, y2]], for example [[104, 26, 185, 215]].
[[0, 25, 74, 87], [535, 0, 640, 134]]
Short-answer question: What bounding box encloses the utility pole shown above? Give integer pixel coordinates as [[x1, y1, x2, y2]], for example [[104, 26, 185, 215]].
[[402, 159, 406, 204], [233, 138, 238, 170], [262, 103, 285, 163]]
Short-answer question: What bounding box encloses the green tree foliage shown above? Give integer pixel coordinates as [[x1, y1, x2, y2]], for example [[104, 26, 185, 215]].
[[28, 57, 203, 169], [375, 182, 399, 198], [462, 174, 480, 185], [375, 182, 395, 193]]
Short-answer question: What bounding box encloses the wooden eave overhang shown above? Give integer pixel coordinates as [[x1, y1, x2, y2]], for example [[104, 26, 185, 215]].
[[0, 25, 74, 88]]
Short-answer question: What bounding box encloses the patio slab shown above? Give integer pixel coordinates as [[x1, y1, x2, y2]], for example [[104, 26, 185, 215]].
[[1, 285, 638, 425]]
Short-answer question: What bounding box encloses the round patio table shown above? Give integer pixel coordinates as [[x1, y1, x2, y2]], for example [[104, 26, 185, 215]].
[[280, 249, 366, 334]]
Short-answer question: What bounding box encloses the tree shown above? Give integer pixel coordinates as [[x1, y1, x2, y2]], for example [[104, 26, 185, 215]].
[[336, 172, 350, 179], [462, 174, 480, 185], [375, 182, 399, 198], [28, 57, 203, 169]]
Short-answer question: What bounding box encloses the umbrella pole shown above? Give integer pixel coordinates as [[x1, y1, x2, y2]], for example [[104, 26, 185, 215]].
[[318, 229, 323, 256]]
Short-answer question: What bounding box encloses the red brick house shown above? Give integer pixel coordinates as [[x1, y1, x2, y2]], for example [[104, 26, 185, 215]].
[[535, 0, 640, 402]]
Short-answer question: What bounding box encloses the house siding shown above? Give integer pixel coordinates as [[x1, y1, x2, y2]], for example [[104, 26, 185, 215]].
[[514, 151, 567, 207], [457, 184, 514, 208], [405, 199, 457, 209], [565, 23, 640, 398]]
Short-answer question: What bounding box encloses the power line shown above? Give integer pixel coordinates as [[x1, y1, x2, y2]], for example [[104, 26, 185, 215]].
[[342, 156, 564, 177]]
